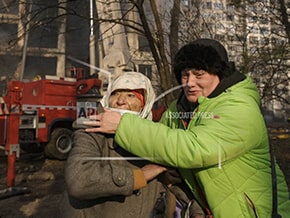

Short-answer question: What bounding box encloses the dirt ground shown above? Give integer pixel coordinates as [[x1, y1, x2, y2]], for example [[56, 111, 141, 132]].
[[0, 123, 289, 218], [0, 153, 65, 218]]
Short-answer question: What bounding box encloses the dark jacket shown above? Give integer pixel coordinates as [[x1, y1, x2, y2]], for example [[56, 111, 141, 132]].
[[60, 124, 171, 218]]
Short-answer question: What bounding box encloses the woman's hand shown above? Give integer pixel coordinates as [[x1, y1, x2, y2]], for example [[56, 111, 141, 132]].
[[158, 168, 182, 186], [84, 108, 122, 134]]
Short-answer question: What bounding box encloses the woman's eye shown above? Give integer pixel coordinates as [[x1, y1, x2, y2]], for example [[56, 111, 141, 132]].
[[181, 72, 189, 78], [111, 91, 119, 96], [127, 93, 136, 98], [194, 71, 205, 78]]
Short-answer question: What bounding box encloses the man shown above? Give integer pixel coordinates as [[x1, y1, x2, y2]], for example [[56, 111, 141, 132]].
[[60, 72, 178, 218], [85, 39, 290, 217]]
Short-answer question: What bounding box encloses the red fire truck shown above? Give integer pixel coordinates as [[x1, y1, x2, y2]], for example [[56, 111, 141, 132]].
[[0, 70, 102, 187]]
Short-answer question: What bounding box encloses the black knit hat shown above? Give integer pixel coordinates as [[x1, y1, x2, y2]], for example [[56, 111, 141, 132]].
[[174, 38, 232, 83]]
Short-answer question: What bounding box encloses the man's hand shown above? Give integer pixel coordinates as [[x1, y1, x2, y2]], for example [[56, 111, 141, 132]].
[[84, 108, 122, 134], [141, 164, 167, 182]]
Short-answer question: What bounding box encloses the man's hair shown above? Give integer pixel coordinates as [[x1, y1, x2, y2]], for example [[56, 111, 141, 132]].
[[173, 40, 232, 83]]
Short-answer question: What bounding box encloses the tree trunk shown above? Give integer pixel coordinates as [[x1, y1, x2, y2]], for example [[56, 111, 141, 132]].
[[278, 0, 290, 44]]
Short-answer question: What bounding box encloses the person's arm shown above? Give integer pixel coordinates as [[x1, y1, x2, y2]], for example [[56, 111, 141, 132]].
[[84, 94, 265, 169], [113, 99, 265, 169], [65, 129, 140, 200]]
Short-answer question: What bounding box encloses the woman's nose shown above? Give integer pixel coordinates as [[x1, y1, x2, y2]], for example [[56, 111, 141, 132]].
[[187, 74, 196, 87], [117, 95, 126, 104]]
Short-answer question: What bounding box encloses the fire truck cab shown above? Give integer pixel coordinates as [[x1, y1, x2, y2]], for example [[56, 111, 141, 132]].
[[0, 71, 102, 161]]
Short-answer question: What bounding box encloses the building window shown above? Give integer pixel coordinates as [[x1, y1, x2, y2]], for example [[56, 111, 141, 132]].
[[247, 16, 257, 23], [260, 17, 269, 25], [214, 34, 225, 41], [228, 35, 235, 41], [261, 38, 269, 45], [249, 36, 259, 44], [202, 2, 212, 9], [261, 27, 269, 35], [213, 3, 224, 10], [138, 35, 150, 52], [227, 5, 235, 12], [138, 64, 152, 79], [227, 14, 234, 21], [181, 0, 189, 6]]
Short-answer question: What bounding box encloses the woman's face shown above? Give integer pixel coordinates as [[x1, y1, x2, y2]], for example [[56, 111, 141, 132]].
[[181, 69, 220, 103], [109, 89, 142, 112]]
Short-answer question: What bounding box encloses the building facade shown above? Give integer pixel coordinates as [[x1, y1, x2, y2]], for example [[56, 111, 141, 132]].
[[0, 0, 289, 120], [180, 0, 289, 120]]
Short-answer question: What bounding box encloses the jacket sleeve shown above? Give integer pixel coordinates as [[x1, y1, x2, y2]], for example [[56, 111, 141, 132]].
[[114, 96, 266, 169], [65, 129, 142, 200]]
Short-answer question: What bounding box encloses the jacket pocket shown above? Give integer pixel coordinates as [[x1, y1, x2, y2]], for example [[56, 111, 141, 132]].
[[243, 192, 258, 218]]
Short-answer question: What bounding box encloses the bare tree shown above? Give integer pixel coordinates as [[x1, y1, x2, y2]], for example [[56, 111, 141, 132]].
[[202, 0, 290, 118], [1, 0, 289, 113], [93, 0, 181, 104], [278, 0, 290, 43]]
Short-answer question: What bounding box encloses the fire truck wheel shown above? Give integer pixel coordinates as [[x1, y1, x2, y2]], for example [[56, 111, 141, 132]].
[[44, 128, 73, 160]]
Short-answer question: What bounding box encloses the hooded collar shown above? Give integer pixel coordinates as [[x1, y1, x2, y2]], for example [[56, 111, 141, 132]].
[[101, 72, 156, 119], [208, 70, 246, 98]]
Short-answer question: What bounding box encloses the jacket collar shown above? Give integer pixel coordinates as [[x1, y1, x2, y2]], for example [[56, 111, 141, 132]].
[[177, 71, 246, 114]]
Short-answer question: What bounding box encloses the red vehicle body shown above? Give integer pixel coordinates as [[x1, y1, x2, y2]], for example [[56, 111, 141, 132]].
[[0, 72, 102, 187]]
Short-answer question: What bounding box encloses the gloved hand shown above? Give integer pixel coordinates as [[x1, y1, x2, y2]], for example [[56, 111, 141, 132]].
[[158, 168, 183, 186]]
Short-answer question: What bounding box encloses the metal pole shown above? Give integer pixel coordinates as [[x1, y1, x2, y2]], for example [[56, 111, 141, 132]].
[[89, 0, 96, 75], [19, 1, 32, 81]]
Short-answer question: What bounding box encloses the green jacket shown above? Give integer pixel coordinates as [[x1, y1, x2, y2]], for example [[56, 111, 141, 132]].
[[115, 76, 290, 217]]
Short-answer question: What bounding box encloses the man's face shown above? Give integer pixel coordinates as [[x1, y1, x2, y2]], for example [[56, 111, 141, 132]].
[[109, 89, 142, 112], [181, 69, 220, 103]]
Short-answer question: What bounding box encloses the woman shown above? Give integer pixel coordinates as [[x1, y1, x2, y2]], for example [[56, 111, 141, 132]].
[[84, 39, 290, 217], [60, 72, 177, 218]]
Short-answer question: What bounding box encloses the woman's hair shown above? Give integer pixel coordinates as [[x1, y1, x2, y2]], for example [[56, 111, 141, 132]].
[[173, 39, 233, 83]]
